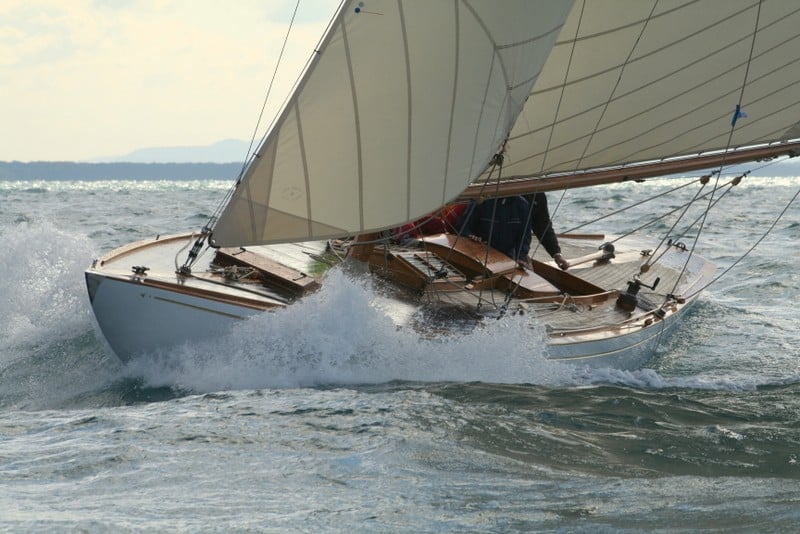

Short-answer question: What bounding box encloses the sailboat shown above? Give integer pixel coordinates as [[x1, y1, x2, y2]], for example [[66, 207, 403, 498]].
[[86, 0, 800, 369]]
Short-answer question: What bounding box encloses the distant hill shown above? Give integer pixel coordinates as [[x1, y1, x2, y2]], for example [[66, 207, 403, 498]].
[[0, 138, 252, 180], [0, 161, 242, 181], [93, 139, 250, 164], [2, 145, 797, 181]]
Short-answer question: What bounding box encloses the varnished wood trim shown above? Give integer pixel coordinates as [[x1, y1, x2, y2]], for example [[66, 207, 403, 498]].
[[460, 141, 800, 199], [100, 274, 283, 312], [96, 233, 195, 264]]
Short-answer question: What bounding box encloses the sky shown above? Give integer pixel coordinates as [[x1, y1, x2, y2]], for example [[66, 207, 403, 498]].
[[1, 0, 336, 162]]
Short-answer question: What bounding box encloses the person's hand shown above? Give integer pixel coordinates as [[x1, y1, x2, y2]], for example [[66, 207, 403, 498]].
[[468, 234, 483, 243], [517, 257, 532, 270], [554, 253, 569, 270]]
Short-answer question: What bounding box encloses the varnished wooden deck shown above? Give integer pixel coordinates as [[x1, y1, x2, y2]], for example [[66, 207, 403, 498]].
[[100, 231, 704, 337]]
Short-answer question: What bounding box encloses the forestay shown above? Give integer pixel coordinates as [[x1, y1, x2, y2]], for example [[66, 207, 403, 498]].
[[211, 0, 575, 247]]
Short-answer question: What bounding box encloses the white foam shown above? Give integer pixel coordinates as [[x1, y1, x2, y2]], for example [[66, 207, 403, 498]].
[[0, 221, 791, 396], [0, 220, 97, 365], [122, 267, 800, 394], [126, 270, 578, 392]]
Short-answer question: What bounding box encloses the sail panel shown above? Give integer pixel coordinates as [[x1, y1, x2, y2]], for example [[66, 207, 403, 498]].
[[211, 0, 574, 247], [403, 4, 457, 221], [500, 0, 800, 181]]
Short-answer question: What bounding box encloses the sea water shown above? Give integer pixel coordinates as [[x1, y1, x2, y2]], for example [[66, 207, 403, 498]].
[[1, 176, 799, 531]]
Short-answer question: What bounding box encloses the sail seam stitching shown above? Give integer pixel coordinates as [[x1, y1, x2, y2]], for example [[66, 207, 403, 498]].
[[295, 104, 312, 237], [512, 8, 800, 144], [573, 0, 659, 173], [538, 0, 752, 93], [442, 0, 460, 203], [340, 13, 364, 230], [398, 1, 412, 223], [540, 0, 585, 174]]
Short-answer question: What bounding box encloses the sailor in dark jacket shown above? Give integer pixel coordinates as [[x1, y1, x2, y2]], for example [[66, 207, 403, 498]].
[[460, 193, 569, 270], [459, 196, 533, 266]]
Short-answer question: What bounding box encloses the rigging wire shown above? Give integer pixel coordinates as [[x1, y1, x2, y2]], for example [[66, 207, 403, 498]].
[[523, 0, 583, 264], [574, 1, 657, 174], [178, 1, 302, 273], [560, 175, 714, 235], [239, 0, 302, 181], [410, 145, 506, 276], [555, 153, 791, 246], [641, 0, 765, 355], [362, 152, 512, 310], [684, 186, 800, 299], [664, 0, 763, 300], [636, 177, 710, 270], [642, 177, 741, 268], [210, 0, 303, 226], [475, 151, 508, 310], [406, 146, 520, 313]]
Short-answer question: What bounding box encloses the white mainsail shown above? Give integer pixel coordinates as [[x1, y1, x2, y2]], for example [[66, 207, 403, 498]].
[[210, 0, 575, 247], [499, 0, 800, 180]]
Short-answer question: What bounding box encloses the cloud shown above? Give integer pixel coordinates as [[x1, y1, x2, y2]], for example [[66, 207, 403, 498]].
[[1, 0, 333, 161]]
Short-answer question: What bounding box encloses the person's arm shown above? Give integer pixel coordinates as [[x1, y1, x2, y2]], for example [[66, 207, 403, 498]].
[[517, 198, 533, 260], [531, 193, 569, 269], [530, 193, 561, 256], [553, 252, 569, 270]]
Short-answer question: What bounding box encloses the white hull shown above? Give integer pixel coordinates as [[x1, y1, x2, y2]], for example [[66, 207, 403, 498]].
[[546, 310, 689, 370], [86, 232, 715, 369], [85, 271, 261, 360]]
